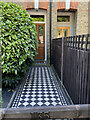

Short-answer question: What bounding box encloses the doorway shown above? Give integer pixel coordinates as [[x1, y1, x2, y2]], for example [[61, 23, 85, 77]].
[[35, 24, 45, 61]]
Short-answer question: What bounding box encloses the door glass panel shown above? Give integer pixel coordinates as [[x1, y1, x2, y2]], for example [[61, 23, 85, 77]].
[[58, 29, 62, 38], [39, 25, 44, 44], [63, 29, 68, 37]]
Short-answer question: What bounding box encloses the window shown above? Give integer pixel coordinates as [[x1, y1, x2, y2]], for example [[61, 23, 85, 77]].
[[57, 16, 70, 22], [57, 27, 70, 38], [30, 15, 44, 22]]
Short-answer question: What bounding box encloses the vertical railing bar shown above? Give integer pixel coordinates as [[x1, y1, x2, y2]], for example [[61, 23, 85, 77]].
[[71, 37, 72, 48], [69, 37, 72, 47], [67, 37, 69, 47], [85, 34, 88, 51], [75, 36, 77, 49], [81, 35, 84, 50], [69, 37, 71, 47], [61, 37, 64, 84], [71, 36, 73, 48], [66, 37, 68, 47], [78, 35, 81, 49], [68, 37, 69, 47], [73, 36, 75, 48], [65, 37, 67, 47]]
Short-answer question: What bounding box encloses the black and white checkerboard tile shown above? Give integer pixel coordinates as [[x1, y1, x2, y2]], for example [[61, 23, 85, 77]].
[[12, 67, 67, 108]]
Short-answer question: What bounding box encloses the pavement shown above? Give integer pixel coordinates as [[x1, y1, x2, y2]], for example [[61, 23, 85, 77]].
[[12, 66, 70, 108]]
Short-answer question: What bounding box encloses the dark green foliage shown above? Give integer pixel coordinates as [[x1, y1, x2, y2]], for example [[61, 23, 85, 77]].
[[2, 74, 21, 88], [57, 16, 70, 22], [32, 17, 44, 22], [0, 2, 37, 88]]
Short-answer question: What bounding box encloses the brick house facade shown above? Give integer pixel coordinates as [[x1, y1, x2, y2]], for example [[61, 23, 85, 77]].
[[2, 0, 90, 62]]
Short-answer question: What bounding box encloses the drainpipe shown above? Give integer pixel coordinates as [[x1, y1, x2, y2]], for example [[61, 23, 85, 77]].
[[50, 0, 52, 65]]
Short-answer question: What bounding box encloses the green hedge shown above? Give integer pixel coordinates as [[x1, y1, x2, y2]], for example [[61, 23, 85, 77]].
[[0, 2, 37, 88]]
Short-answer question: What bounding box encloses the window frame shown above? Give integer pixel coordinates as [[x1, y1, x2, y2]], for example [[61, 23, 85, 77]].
[[57, 26, 70, 38]]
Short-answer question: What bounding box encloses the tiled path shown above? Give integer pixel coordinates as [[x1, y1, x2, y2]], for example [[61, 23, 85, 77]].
[[12, 66, 71, 108]]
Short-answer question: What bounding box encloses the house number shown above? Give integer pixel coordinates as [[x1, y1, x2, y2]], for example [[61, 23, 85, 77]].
[[31, 112, 50, 119], [39, 112, 50, 119]]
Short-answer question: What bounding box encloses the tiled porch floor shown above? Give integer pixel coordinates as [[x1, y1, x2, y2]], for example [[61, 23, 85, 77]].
[[12, 66, 70, 108]]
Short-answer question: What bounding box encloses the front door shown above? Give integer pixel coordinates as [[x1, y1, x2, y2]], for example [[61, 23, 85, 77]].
[[57, 27, 70, 38], [35, 24, 45, 60]]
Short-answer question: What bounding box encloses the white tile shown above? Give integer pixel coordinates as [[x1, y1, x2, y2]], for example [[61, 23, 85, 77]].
[[59, 102, 62, 105], [38, 91, 42, 93], [57, 98, 60, 101], [23, 102, 29, 106], [38, 88, 42, 90], [18, 102, 22, 106], [30, 102, 36, 106], [32, 91, 36, 93], [31, 94, 36, 97], [45, 102, 50, 106], [37, 98, 43, 101], [37, 102, 43, 106], [52, 102, 57, 106], [24, 95, 30, 98], [38, 94, 42, 97], [31, 98, 36, 101], [19, 98, 23, 101], [49, 91, 54, 93], [51, 98, 56, 101], [44, 91, 48, 93], [43, 88, 48, 90], [44, 98, 49, 101], [24, 98, 30, 101], [44, 94, 49, 97]]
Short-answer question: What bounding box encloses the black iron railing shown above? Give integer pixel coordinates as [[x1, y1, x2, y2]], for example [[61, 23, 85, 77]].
[[52, 34, 90, 104]]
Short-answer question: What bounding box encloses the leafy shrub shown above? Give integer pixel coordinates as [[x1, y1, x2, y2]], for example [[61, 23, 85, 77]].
[[0, 2, 37, 87], [2, 74, 21, 88], [2, 59, 30, 88]]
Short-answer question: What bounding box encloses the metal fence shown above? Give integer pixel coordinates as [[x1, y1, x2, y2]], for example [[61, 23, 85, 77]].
[[52, 34, 90, 104]]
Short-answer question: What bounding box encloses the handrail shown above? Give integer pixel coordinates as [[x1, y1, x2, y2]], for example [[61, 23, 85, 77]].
[[0, 104, 90, 119]]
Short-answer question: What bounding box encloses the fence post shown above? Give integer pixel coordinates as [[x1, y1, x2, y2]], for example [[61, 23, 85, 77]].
[[61, 37, 64, 84]]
